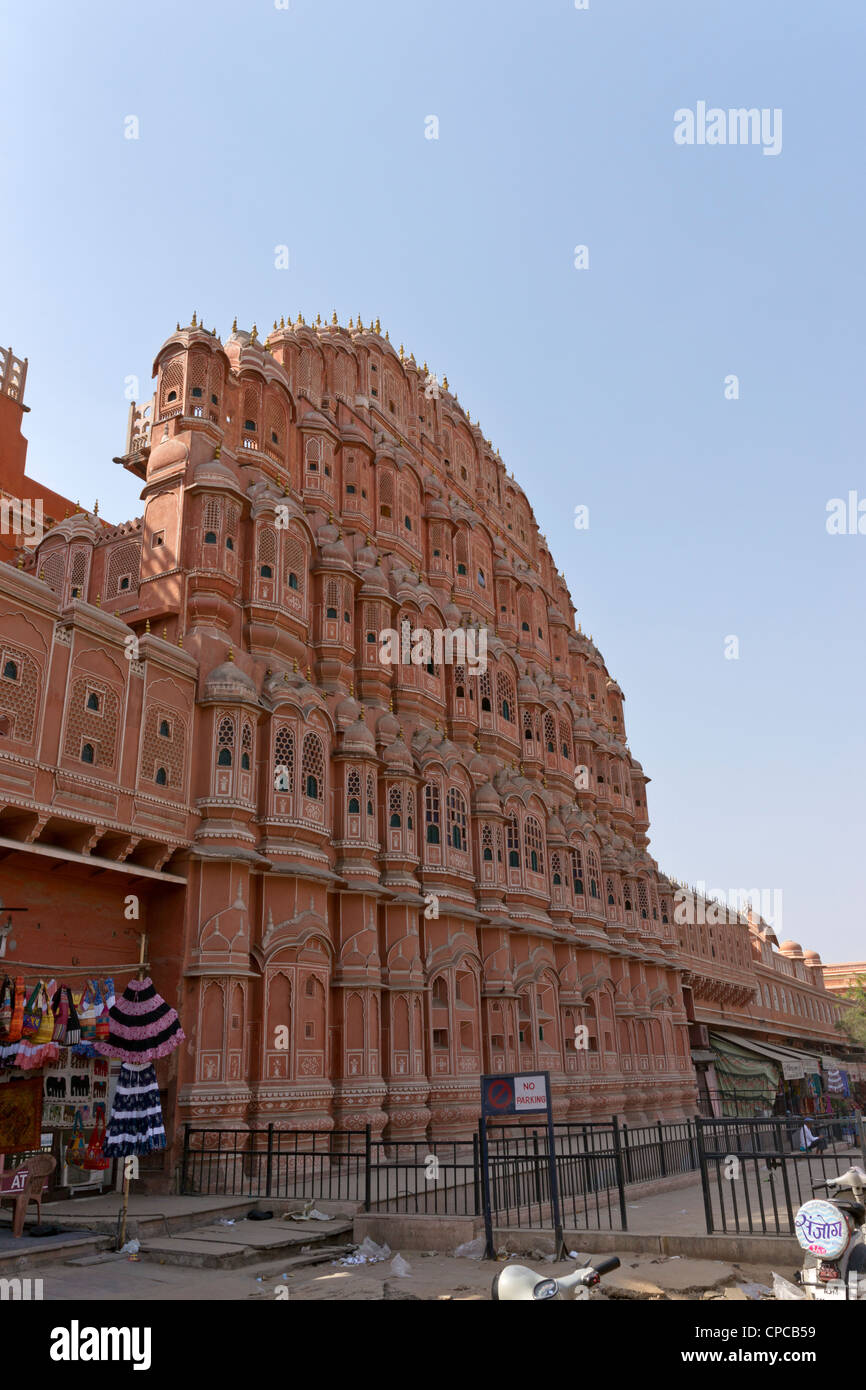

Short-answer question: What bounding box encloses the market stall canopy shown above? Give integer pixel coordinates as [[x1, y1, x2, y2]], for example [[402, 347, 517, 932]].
[[712, 1032, 824, 1081], [708, 1031, 779, 1108]]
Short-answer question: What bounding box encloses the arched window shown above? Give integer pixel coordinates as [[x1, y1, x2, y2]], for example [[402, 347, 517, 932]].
[[155, 767, 167, 785], [274, 726, 294, 793], [480, 671, 492, 712], [302, 732, 324, 801], [366, 771, 375, 817], [551, 852, 562, 886], [81, 742, 94, 764], [587, 850, 601, 899], [217, 715, 234, 767], [571, 847, 585, 897], [447, 787, 467, 852], [388, 786, 402, 827], [524, 816, 544, 875], [424, 783, 441, 844], [507, 815, 520, 867], [2, 660, 17, 680], [241, 723, 252, 771], [288, 572, 299, 590], [87, 691, 100, 711], [204, 531, 217, 545], [544, 712, 555, 754], [159, 719, 170, 738], [347, 767, 361, 815], [497, 672, 515, 723]]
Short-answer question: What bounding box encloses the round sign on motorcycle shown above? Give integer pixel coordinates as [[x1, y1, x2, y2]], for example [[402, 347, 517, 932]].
[[794, 1200, 852, 1259]]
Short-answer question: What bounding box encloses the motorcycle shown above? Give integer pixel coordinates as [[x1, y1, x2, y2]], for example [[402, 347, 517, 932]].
[[789, 1168, 866, 1300], [492, 1254, 621, 1301]]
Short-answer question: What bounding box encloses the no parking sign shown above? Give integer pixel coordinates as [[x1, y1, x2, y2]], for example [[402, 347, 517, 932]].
[[481, 1071, 549, 1116]]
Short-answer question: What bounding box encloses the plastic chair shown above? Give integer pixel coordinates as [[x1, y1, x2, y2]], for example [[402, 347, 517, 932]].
[[0, 1154, 56, 1237]]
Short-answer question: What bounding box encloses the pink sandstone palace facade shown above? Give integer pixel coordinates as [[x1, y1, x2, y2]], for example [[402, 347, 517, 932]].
[[0, 316, 855, 1182]]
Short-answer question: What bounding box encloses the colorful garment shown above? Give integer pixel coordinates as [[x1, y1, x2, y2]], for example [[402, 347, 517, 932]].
[[94, 976, 184, 1063], [103, 1063, 166, 1155]]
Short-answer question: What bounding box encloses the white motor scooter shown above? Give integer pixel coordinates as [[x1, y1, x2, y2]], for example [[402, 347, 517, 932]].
[[790, 1168, 866, 1300], [492, 1255, 621, 1301]]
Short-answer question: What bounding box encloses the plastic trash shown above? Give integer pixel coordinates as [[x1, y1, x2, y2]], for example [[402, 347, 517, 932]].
[[738, 1281, 772, 1300], [288, 1205, 331, 1222], [772, 1271, 806, 1301], [216, 1218, 236, 1226], [454, 1236, 485, 1260], [390, 1253, 412, 1277], [119, 1239, 140, 1255], [336, 1236, 391, 1266]]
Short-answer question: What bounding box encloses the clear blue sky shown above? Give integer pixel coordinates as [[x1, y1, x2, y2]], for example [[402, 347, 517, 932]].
[[1, 0, 863, 960]]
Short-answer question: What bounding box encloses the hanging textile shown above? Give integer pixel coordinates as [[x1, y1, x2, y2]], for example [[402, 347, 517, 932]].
[[14, 981, 59, 1069], [0, 1076, 43, 1154], [94, 977, 184, 1063], [103, 1063, 166, 1155]]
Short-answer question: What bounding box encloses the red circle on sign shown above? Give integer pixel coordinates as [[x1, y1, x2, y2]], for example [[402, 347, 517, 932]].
[[488, 1080, 513, 1110]]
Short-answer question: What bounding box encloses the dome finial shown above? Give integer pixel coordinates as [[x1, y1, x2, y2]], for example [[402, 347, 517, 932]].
[[227, 646, 234, 663], [232, 316, 237, 332]]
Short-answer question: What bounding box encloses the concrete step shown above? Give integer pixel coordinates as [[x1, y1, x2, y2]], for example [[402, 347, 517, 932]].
[[139, 1217, 354, 1270]]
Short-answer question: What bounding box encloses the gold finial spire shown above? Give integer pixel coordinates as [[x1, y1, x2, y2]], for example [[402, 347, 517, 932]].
[[176, 322, 181, 331], [228, 647, 234, 662], [375, 318, 381, 333], [349, 681, 355, 697], [232, 316, 237, 332], [389, 695, 394, 711], [177, 634, 183, 648], [16, 554, 23, 569], [385, 329, 389, 341], [145, 618, 151, 633], [191, 311, 197, 327], [162, 625, 167, 640], [214, 443, 221, 459], [332, 311, 337, 325], [306, 665, 312, 681], [280, 315, 285, 328], [273, 320, 278, 331], [348, 316, 354, 329], [292, 657, 299, 672], [474, 738, 481, 753], [95, 593, 102, 608], [250, 324, 258, 342], [399, 344, 404, 360], [315, 313, 321, 327], [443, 375, 449, 390]]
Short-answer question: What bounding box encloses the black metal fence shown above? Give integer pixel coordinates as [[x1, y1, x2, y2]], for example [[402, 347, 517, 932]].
[[180, 1111, 864, 1238], [695, 1113, 866, 1236], [485, 1121, 628, 1231]]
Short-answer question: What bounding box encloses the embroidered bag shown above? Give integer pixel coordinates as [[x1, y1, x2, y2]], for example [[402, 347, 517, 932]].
[[32, 983, 55, 1046], [92, 981, 109, 1042], [19, 981, 43, 1040], [0, 976, 12, 1038], [6, 977, 26, 1044], [83, 1109, 110, 1171], [65, 1110, 87, 1166]]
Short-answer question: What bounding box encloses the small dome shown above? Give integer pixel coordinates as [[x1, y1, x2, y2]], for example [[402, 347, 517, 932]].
[[148, 435, 189, 472], [475, 781, 500, 810], [376, 708, 400, 741], [803, 950, 822, 964], [203, 661, 258, 702], [193, 455, 238, 487], [383, 734, 412, 767], [335, 691, 362, 726], [341, 716, 375, 753], [779, 940, 803, 956]]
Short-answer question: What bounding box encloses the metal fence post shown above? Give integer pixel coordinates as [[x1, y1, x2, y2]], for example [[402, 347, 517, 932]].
[[859, 1111, 866, 1170], [695, 1115, 714, 1234], [472, 1132, 481, 1216], [622, 1122, 633, 1184], [180, 1123, 190, 1194], [611, 1116, 628, 1231], [657, 1120, 667, 1179], [265, 1123, 274, 1198], [364, 1124, 372, 1212]]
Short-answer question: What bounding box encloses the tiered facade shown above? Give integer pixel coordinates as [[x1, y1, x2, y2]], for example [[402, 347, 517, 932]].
[[0, 315, 697, 1164]]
